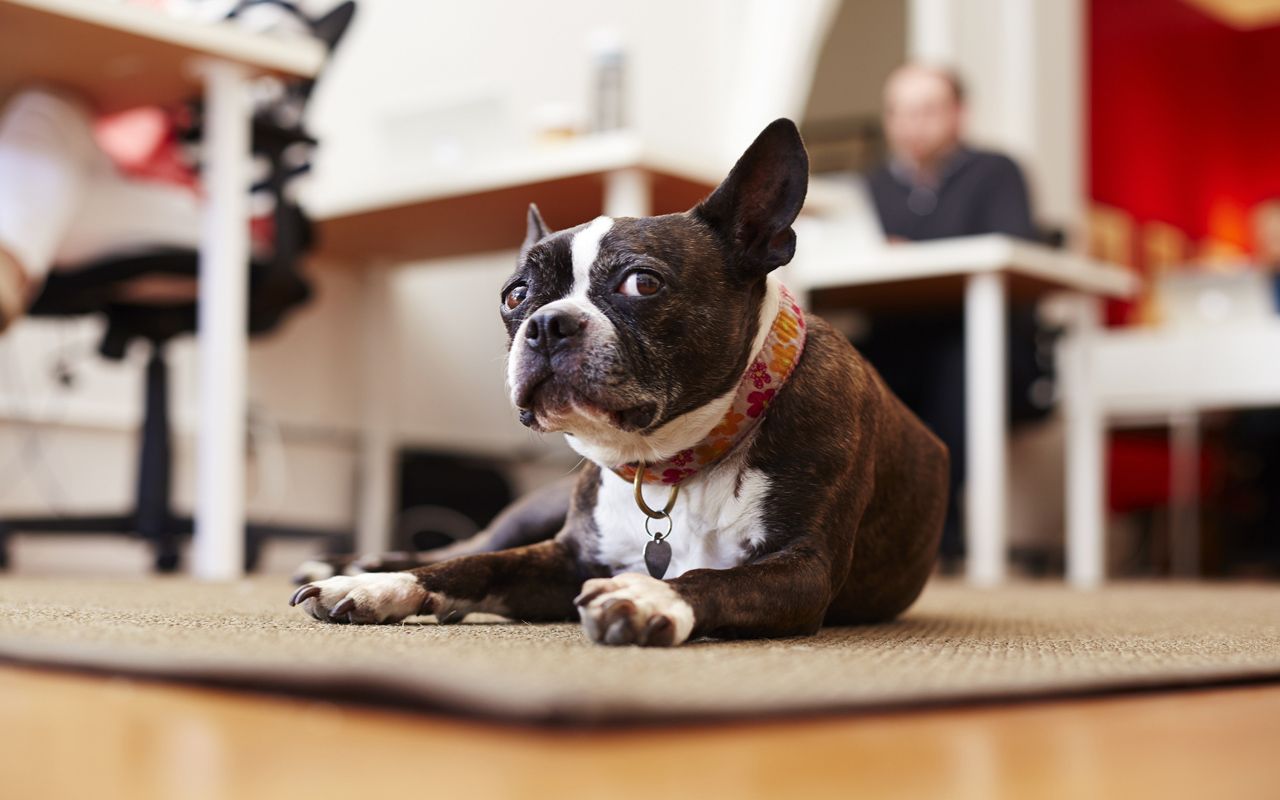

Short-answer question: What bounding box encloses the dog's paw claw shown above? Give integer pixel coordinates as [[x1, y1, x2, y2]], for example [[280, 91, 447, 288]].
[[329, 597, 356, 620], [289, 585, 320, 606], [575, 573, 694, 647], [644, 616, 672, 637]]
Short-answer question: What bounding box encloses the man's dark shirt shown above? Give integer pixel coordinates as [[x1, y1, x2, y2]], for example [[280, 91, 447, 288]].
[[860, 146, 1046, 561], [868, 147, 1037, 243]]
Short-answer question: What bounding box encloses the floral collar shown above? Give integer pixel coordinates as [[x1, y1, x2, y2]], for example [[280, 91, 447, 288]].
[[613, 284, 807, 486]]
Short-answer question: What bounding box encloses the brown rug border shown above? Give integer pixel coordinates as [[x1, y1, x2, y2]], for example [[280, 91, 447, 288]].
[[4, 634, 1280, 729]]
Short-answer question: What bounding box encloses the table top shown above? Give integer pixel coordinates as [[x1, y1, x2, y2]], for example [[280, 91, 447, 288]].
[[308, 132, 1138, 295], [0, 0, 325, 114], [312, 132, 723, 264], [1087, 320, 1280, 417], [799, 234, 1139, 310]]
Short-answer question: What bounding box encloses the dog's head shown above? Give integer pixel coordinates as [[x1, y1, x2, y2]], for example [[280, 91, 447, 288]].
[[501, 118, 808, 465]]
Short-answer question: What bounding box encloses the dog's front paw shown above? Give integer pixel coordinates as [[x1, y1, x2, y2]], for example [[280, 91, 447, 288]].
[[291, 551, 423, 585], [291, 558, 339, 585], [574, 573, 695, 647], [289, 573, 429, 624], [350, 551, 422, 573]]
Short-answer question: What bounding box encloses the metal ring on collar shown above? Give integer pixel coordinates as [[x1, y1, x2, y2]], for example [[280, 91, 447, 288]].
[[644, 513, 673, 541], [632, 460, 680, 519]]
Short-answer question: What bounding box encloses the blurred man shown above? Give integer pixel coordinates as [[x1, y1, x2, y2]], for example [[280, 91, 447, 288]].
[[1255, 200, 1280, 310], [870, 63, 1035, 242], [1220, 201, 1280, 574], [859, 63, 1047, 568]]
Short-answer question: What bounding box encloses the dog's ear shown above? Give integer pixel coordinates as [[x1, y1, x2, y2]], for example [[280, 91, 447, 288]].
[[522, 203, 551, 253], [695, 118, 809, 278]]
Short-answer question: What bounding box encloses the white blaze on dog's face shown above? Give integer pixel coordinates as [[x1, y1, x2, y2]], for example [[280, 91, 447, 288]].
[[500, 120, 810, 466]]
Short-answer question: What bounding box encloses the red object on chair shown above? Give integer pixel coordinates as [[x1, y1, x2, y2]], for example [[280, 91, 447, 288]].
[[1107, 432, 1221, 514]]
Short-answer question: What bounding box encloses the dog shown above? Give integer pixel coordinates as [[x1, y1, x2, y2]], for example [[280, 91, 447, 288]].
[[290, 119, 948, 646]]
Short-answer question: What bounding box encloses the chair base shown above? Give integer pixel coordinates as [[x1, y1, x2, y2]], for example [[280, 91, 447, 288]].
[[0, 515, 352, 574], [0, 330, 353, 575]]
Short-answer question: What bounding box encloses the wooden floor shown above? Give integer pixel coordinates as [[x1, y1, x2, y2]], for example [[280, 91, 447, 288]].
[[1, 666, 1278, 800]]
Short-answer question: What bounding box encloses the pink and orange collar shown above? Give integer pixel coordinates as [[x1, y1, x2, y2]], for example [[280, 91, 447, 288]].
[[613, 285, 807, 486]]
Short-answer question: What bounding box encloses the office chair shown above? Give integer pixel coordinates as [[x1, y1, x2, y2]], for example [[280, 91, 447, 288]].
[[0, 2, 357, 573]]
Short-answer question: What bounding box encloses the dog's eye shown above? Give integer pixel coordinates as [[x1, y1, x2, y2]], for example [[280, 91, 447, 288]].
[[504, 284, 528, 310], [616, 271, 663, 297]]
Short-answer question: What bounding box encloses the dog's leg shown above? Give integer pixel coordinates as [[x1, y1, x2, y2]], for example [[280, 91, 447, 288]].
[[290, 538, 586, 625], [575, 548, 836, 646], [407, 474, 576, 566], [292, 476, 575, 584]]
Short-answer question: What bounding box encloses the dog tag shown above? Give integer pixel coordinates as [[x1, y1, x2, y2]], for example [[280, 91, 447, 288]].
[[644, 538, 672, 579]]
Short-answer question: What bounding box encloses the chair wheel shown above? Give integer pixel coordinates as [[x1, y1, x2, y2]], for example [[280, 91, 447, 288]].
[[155, 552, 180, 573]]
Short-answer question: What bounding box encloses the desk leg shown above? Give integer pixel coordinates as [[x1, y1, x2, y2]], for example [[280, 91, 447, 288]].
[[1169, 409, 1201, 577], [191, 61, 251, 580], [1064, 295, 1105, 588], [964, 272, 1008, 585], [604, 168, 651, 218], [356, 264, 396, 555]]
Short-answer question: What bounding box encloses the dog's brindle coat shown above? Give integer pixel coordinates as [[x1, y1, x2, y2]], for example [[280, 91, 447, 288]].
[[291, 119, 948, 646]]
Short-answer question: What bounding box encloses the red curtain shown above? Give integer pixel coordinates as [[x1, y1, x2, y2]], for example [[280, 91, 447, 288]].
[[1089, 0, 1280, 253]]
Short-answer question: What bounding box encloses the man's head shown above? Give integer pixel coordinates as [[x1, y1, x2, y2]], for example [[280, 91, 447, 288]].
[[883, 63, 966, 171], [501, 119, 809, 465], [1253, 200, 1280, 269]]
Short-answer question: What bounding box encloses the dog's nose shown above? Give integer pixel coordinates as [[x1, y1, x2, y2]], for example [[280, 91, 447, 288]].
[[525, 308, 585, 353]]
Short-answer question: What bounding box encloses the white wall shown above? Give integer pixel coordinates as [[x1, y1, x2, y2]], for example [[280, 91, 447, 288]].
[[305, 0, 839, 209], [907, 0, 1085, 236], [804, 0, 908, 126], [387, 252, 539, 454]]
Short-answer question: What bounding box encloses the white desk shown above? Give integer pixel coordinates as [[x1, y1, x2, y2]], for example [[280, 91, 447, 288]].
[[312, 132, 724, 264], [1063, 321, 1280, 585], [1, 0, 324, 579], [795, 235, 1138, 586]]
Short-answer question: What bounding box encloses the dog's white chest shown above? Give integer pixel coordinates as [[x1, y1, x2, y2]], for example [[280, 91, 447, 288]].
[[590, 464, 770, 578]]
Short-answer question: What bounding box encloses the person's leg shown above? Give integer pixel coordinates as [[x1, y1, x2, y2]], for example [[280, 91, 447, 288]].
[[858, 315, 966, 566], [0, 244, 27, 330], [53, 170, 204, 302], [0, 87, 205, 311], [919, 331, 967, 563], [55, 160, 203, 267], [0, 88, 102, 327], [856, 315, 925, 410]]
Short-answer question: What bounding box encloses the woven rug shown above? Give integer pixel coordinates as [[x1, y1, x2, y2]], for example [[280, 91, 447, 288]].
[[1, 577, 1278, 724]]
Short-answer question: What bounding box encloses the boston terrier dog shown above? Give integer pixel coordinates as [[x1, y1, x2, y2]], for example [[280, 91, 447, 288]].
[[290, 119, 949, 646]]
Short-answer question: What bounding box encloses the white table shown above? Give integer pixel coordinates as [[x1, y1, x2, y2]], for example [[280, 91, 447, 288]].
[[794, 234, 1138, 586], [1, 0, 324, 579], [311, 132, 724, 263], [1062, 321, 1280, 586]]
